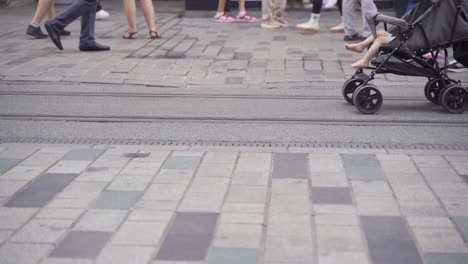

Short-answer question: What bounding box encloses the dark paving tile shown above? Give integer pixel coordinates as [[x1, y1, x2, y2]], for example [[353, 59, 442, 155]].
[[5, 173, 79, 208], [342, 154, 386, 181], [170, 212, 219, 235], [62, 149, 105, 161], [461, 175, 468, 185], [162, 156, 201, 170], [234, 52, 252, 60], [425, 253, 468, 264], [49, 231, 111, 259], [210, 40, 226, 46], [256, 41, 271, 45], [361, 216, 413, 241], [272, 153, 308, 179], [0, 159, 21, 173], [311, 187, 353, 205], [156, 212, 219, 261], [157, 233, 212, 261], [92, 191, 141, 210], [224, 77, 243, 84], [362, 216, 423, 264], [367, 239, 423, 264], [221, 47, 237, 53], [451, 216, 468, 242], [85, 167, 109, 172], [207, 247, 259, 264], [273, 35, 287, 41]]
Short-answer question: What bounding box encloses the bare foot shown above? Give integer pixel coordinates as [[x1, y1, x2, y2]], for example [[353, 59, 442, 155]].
[[351, 59, 369, 68], [345, 43, 365, 53]]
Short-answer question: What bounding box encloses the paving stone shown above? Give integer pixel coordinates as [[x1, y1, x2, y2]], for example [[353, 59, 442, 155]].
[[0, 166, 46, 181], [5, 173, 79, 208], [222, 203, 265, 214], [318, 251, 370, 264], [315, 214, 359, 226], [311, 187, 353, 205], [206, 247, 259, 264], [214, 223, 263, 248], [412, 227, 468, 253], [74, 210, 127, 232], [42, 258, 94, 264], [58, 181, 107, 199], [461, 175, 468, 185], [0, 180, 28, 197], [96, 245, 154, 264], [226, 185, 268, 204], [112, 221, 168, 245], [162, 156, 201, 170], [310, 171, 348, 187], [36, 208, 84, 220], [120, 161, 163, 176], [106, 175, 153, 191], [143, 183, 187, 201], [452, 216, 468, 242], [411, 155, 450, 168], [62, 149, 105, 161], [271, 179, 309, 195], [156, 233, 213, 261], [0, 230, 13, 244], [0, 159, 20, 173], [188, 177, 230, 193], [196, 163, 234, 178], [203, 152, 238, 164], [342, 154, 386, 180], [127, 210, 173, 222], [11, 218, 74, 243], [47, 161, 91, 174], [220, 213, 264, 224], [264, 235, 314, 263], [424, 253, 468, 264], [317, 225, 366, 252], [49, 231, 112, 259], [361, 216, 424, 264], [0, 243, 53, 264], [135, 200, 178, 211], [272, 153, 308, 179], [92, 191, 141, 210]]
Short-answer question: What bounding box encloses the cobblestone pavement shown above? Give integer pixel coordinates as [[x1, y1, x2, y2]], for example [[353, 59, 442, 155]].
[[0, 143, 467, 264], [1, 1, 467, 88]]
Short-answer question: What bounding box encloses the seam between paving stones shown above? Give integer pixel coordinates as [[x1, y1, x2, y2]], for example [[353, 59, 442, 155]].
[[307, 153, 319, 264], [258, 151, 273, 264]]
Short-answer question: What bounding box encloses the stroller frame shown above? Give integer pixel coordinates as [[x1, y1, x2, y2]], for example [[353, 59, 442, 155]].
[[342, 0, 468, 114]]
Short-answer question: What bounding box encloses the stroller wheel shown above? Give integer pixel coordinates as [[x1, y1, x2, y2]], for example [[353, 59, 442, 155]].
[[342, 77, 364, 105], [440, 84, 467, 114], [424, 79, 447, 105], [352, 84, 383, 114]]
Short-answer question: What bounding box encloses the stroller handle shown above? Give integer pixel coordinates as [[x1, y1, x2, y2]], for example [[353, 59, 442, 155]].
[[373, 14, 409, 28]]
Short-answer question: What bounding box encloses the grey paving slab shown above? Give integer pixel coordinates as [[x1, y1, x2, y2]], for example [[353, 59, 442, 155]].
[[0, 243, 53, 264], [425, 253, 468, 264], [5, 173, 79, 208], [272, 153, 308, 179], [461, 175, 468, 185], [0, 159, 20, 173], [206, 247, 259, 264], [342, 154, 386, 181], [452, 216, 468, 241], [361, 216, 424, 264], [157, 212, 219, 261], [162, 156, 202, 170], [49, 231, 112, 259], [311, 187, 353, 205], [62, 149, 105, 161], [156, 232, 213, 261], [91, 191, 141, 210]]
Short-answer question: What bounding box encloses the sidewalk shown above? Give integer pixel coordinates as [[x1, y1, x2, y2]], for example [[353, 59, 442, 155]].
[[0, 143, 467, 264], [1, 1, 467, 88]]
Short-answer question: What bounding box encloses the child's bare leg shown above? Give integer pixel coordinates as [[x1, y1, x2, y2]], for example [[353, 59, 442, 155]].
[[351, 35, 390, 68], [345, 30, 390, 53]]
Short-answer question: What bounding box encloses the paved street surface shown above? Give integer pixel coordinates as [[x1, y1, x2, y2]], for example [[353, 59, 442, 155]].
[[1, 0, 468, 263], [0, 143, 468, 264]]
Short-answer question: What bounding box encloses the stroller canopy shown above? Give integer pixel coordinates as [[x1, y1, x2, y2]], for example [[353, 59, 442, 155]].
[[394, 0, 468, 52]]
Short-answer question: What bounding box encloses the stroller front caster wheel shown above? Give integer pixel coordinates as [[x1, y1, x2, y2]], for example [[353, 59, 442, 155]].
[[342, 78, 365, 105], [440, 84, 467, 114], [352, 85, 383, 114], [424, 79, 447, 105]]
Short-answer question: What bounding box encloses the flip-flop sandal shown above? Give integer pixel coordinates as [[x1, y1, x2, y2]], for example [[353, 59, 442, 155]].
[[122, 32, 138, 39], [149, 30, 161, 39]]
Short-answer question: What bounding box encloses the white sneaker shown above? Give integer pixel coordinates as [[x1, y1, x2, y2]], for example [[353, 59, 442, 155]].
[[329, 22, 344, 33], [296, 14, 319, 32], [96, 10, 110, 20]]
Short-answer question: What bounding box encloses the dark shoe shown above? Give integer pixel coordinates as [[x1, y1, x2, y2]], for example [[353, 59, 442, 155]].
[[44, 21, 63, 50], [79, 42, 110, 52], [344, 33, 365, 41], [447, 60, 467, 73], [26, 25, 48, 39], [59, 28, 71, 36]]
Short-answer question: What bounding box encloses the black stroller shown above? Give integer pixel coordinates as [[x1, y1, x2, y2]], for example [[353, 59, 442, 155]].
[[342, 0, 468, 114]]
